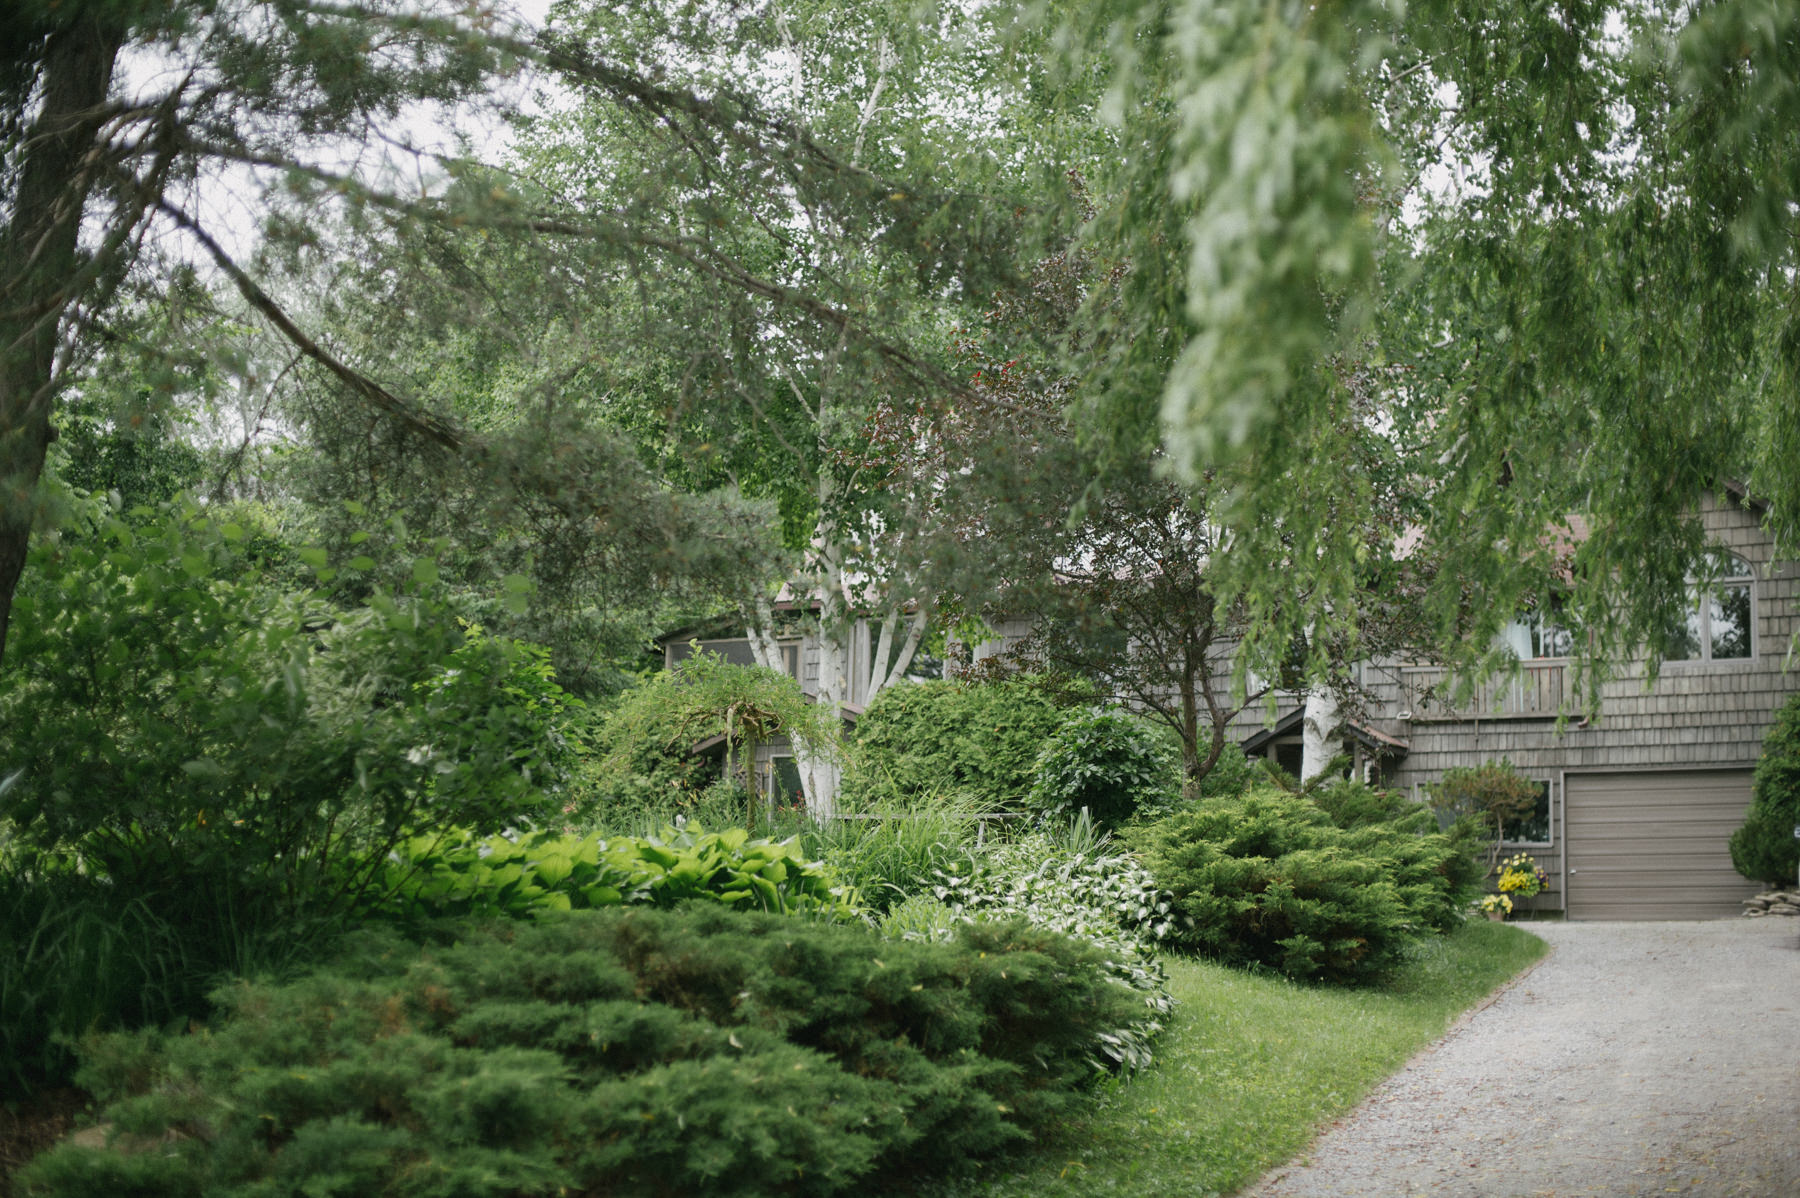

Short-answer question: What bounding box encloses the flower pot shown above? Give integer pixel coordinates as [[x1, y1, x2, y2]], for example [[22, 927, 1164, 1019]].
[[1486, 910, 1506, 922]]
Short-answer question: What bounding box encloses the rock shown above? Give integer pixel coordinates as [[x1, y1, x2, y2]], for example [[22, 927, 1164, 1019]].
[[1766, 903, 1800, 915]]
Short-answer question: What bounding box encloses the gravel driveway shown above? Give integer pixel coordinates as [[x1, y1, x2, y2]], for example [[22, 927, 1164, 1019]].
[[1244, 919, 1800, 1198]]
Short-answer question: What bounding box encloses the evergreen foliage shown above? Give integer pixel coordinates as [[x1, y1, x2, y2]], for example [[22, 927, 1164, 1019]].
[[1126, 787, 1473, 983], [1732, 692, 1800, 885], [1026, 708, 1184, 827], [19, 908, 1140, 1197], [843, 676, 1087, 810]]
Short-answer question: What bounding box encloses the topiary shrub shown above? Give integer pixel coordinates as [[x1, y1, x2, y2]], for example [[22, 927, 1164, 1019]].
[[20, 907, 1141, 1198], [842, 675, 1088, 810], [1025, 707, 1183, 827], [1732, 692, 1800, 885], [1125, 786, 1471, 983]]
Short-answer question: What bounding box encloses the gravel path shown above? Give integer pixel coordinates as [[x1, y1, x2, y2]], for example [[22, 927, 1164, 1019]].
[[1243, 919, 1800, 1198]]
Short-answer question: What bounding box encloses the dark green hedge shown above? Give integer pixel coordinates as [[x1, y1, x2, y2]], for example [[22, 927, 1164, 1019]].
[[1126, 786, 1473, 983], [22, 907, 1140, 1198], [1732, 690, 1800, 885]]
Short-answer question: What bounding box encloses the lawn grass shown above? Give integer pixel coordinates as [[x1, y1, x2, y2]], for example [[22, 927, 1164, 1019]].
[[919, 921, 1549, 1198]]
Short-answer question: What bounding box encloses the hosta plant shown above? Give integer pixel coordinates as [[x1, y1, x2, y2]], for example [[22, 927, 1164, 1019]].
[[927, 827, 1181, 1070], [371, 822, 857, 921]]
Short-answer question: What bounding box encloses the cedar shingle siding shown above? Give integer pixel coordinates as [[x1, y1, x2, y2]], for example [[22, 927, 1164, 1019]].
[[1354, 494, 1796, 918]]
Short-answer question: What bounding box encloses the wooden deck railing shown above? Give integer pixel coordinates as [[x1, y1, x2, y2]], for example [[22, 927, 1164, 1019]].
[[1399, 662, 1567, 721]]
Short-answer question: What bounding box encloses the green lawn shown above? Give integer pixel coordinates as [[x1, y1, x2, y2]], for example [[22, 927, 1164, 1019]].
[[920, 921, 1549, 1198]]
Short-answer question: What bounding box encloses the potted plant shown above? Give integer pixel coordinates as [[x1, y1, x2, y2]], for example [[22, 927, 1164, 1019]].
[[1497, 851, 1549, 912], [1478, 893, 1513, 921]]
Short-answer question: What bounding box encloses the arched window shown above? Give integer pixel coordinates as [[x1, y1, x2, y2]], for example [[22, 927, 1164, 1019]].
[[1667, 551, 1754, 662]]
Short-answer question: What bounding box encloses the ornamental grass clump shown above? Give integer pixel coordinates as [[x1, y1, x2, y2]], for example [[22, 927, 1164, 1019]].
[[1126, 786, 1474, 983], [21, 907, 1142, 1198]]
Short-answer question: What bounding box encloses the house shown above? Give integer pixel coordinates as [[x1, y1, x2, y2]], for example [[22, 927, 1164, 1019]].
[[980, 490, 1794, 921], [661, 492, 1795, 920], [1234, 490, 1795, 921]]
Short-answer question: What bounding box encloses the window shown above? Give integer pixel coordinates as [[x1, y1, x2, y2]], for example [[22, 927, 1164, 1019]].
[[764, 756, 805, 808], [1499, 601, 1574, 660], [1666, 552, 1753, 663], [1503, 780, 1552, 845]]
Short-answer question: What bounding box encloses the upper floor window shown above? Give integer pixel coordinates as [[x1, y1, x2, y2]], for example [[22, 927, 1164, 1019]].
[[1666, 551, 1754, 662], [1499, 604, 1574, 661]]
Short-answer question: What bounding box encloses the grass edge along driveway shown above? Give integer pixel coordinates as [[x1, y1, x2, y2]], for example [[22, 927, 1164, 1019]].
[[923, 920, 1550, 1198]]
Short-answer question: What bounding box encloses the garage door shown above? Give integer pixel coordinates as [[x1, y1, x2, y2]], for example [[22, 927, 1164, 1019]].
[[1564, 770, 1761, 920]]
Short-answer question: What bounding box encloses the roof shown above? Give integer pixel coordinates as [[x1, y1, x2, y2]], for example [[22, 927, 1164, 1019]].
[[1240, 708, 1410, 757]]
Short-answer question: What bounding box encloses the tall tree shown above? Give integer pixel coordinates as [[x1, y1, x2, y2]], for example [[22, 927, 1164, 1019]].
[[1048, 0, 1800, 686], [0, 0, 1035, 684], [502, 0, 1039, 813]]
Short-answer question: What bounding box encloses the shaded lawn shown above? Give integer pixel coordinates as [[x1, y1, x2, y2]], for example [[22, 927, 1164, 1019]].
[[920, 921, 1549, 1198]]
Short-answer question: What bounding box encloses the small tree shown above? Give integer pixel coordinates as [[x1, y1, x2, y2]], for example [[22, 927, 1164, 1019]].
[[1425, 760, 1542, 872], [1731, 693, 1800, 886], [579, 651, 835, 822]]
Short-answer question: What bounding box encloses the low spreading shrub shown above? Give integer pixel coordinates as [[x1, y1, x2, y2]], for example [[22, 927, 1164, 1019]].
[[1025, 707, 1183, 827], [371, 823, 856, 922], [20, 907, 1141, 1198], [1127, 786, 1473, 983], [1732, 691, 1800, 885]]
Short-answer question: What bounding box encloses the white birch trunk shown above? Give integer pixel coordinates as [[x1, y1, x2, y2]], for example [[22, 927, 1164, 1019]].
[[1299, 687, 1342, 784]]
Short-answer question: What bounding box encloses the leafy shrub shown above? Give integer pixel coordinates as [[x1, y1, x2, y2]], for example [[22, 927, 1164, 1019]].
[[0, 497, 568, 911], [1026, 707, 1183, 827], [21, 907, 1141, 1198], [0, 499, 568, 1095], [1196, 741, 1258, 800], [373, 823, 855, 921], [842, 675, 1088, 809], [928, 823, 1179, 1069], [1126, 787, 1472, 983], [1732, 691, 1800, 885]]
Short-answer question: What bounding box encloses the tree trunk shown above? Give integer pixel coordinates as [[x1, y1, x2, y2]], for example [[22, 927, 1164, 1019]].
[[0, 21, 124, 670], [1299, 686, 1342, 784]]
